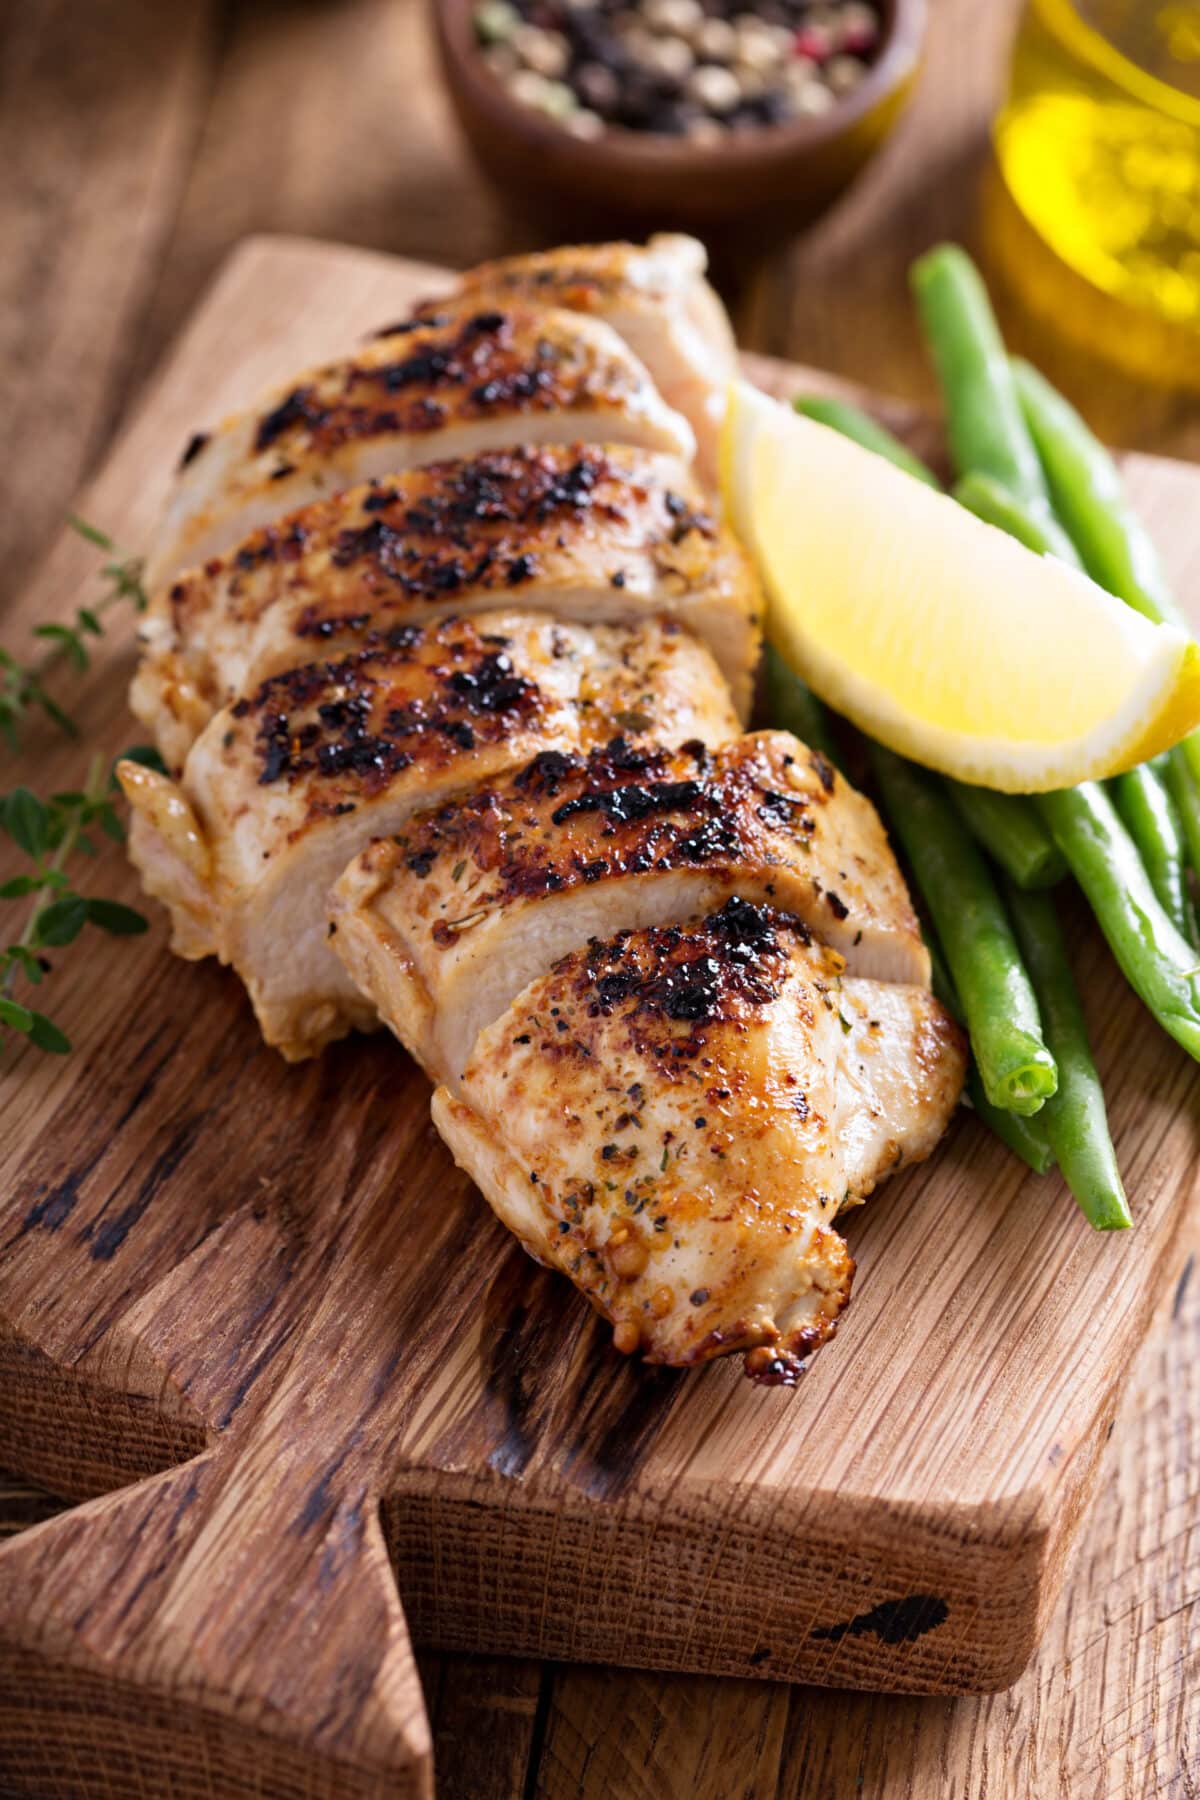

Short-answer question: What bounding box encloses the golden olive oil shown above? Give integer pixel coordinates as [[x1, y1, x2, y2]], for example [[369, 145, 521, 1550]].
[[994, 1, 1200, 332]]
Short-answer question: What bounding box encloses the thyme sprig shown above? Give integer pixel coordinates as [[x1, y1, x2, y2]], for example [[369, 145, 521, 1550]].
[[2, 511, 159, 1056], [0, 515, 147, 748], [1, 750, 162, 1055]]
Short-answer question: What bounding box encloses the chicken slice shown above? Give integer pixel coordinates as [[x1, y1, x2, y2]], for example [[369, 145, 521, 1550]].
[[330, 730, 928, 1085], [432, 898, 966, 1377], [119, 614, 732, 1059], [147, 308, 696, 588], [419, 235, 736, 483], [568, 617, 738, 753], [134, 447, 761, 769]]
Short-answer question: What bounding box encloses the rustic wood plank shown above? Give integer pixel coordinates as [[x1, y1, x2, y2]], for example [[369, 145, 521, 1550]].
[[0, 0, 217, 598], [775, 1227, 1200, 1800], [419, 1652, 549, 1800], [535, 1666, 789, 1799], [0, 1463, 431, 1799], [0, 1475, 60, 1540], [8, 1185, 1196, 1800], [522, 1213, 1200, 1800], [0, 1028, 446, 1797]]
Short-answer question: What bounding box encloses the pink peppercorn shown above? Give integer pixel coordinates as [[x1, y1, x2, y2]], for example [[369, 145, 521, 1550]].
[[794, 25, 835, 63]]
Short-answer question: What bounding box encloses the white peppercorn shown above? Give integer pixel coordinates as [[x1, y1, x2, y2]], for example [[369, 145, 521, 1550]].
[[693, 17, 739, 61], [734, 32, 784, 76], [838, 1, 881, 52], [825, 53, 867, 94], [644, 0, 704, 31], [509, 68, 551, 107], [541, 78, 580, 118], [686, 62, 742, 113], [647, 35, 696, 81], [565, 107, 607, 138], [795, 80, 835, 115], [512, 25, 571, 78], [474, 0, 520, 44]]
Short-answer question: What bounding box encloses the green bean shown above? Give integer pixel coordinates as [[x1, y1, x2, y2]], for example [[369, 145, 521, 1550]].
[[1112, 763, 1198, 948], [951, 472, 1062, 558], [1163, 746, 1200, 887], [793, 396, 941, 488], [1036, 783, 1200, 1061], [1005, 885, 1130, 1229], [909, 245, 1081, 566], [1012, 357, 1200, 825], [947, 781, 1066, 890], [761, 644, 846, 773], [1010, 358, 1182, 627], [924, 928, 1055, 1174], [963, 1064, 1056, 1176], [796, 392, 940, 487], [870, 743, 1057, 1115]]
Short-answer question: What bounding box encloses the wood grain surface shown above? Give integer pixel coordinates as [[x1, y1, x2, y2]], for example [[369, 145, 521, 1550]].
[[1, 3, 1197, 1796]]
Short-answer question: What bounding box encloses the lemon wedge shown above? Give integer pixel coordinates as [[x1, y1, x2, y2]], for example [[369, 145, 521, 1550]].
[[723, 380, 1200, 793]]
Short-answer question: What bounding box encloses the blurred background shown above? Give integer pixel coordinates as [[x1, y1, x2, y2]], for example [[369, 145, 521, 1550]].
[[4, 0, 1200, 608]]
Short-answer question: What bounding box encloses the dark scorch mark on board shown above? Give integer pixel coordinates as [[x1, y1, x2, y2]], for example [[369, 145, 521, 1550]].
[[811, 1593, 949, 1646]]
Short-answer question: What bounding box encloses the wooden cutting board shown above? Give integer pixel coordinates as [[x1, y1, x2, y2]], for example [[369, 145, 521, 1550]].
[[1, 237, 1197, 1800]]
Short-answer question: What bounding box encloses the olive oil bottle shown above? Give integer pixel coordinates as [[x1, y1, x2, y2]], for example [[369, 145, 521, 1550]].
[[992, 0, 1200, 379]]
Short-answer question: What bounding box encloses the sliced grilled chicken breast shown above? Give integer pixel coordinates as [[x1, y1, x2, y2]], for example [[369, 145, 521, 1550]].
[[118, 236, 969, 1382], [433, 898, 966, 1378], [420, 234, 736, 483], [330, 731, 928, 1085], [134, 447, 762, 769], [147, 308, 695, 588], [119, 614, 733, 1059]]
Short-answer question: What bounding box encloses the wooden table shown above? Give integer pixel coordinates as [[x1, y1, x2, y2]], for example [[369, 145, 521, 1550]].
[[2, 2, 1197, 1794]]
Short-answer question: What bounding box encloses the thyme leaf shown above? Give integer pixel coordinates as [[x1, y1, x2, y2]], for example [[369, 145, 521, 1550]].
[[1, 514, 147, 749], [0, 748, 156, 1057], [0, 510, 158, 1056]]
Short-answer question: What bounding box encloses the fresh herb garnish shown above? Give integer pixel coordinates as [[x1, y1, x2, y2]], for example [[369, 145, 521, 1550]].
[[0, 515, 147, 749], [2, 514, 159, 1056], [0, 748, 164, 1055]]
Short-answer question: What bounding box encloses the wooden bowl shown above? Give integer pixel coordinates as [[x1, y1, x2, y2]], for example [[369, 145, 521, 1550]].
[[432, 0, 927, 260]]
